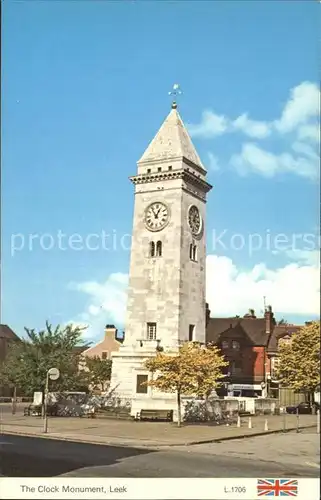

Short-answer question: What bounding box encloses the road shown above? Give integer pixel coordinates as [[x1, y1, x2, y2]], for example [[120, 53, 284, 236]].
[[0, 434, 319, 478]]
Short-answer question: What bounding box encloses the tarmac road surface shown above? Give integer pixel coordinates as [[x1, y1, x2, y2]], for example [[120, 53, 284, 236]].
[[0, 434, 318, 478]]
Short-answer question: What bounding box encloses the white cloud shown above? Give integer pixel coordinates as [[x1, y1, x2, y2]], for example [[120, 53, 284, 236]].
[[68, 273, 128, 338], [285, 249, 320, 267], [188, 110, 228, 138], [71, 254, 319, 339], [274, 81, 320, 133], [230, 142, 319, 180], [188, 111, 271, 140], [189, 81, 320, 179], [207, 152, 220, 171], [232, 113, 271, 139], [297, 124, 320, 143], [206, 255, 320, 317]]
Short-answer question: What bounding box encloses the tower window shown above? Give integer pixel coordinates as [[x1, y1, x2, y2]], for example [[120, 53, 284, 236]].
[[156, 240, 162, 257], [189, 325, 195, 341], [190, 244, 197, 261], [147, 322, 157, 340], [149, 241, 155, 257], [168, 166, 172, 171], [147, 168, 151, 173], [158, 167, 162, 172], [136, 374, 148, 394]]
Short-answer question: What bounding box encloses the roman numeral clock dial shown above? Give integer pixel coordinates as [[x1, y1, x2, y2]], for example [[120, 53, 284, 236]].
[[144, 202, 170, 231]]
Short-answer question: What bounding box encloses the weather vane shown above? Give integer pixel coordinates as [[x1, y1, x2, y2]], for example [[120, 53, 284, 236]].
[[168, 83, 182, 109]]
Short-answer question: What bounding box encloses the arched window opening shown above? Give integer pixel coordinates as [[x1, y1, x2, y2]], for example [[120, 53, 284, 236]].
[[150, 241, 155, 257], [190, 244, 197, 261], [156, 241, 162, 257]]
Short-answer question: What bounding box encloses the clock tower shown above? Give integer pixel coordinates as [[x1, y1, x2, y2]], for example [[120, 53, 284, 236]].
[[110, 102, 212, 416]]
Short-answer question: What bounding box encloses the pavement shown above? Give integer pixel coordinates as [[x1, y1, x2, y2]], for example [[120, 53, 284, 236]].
[[0, 433, 319, 478], [0, 404, 318, 447]]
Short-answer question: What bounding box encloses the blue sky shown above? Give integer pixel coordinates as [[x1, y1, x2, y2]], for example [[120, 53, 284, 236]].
[[2, 1, 320, 340]]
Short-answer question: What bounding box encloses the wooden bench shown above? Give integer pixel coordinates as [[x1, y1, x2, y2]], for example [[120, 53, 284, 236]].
[[138, 409, 173, 422]]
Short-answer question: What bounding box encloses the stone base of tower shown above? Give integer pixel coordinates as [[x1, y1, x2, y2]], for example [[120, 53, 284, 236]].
[[110, 342, 181, 422]]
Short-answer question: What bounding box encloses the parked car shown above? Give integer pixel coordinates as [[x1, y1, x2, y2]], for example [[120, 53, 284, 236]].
[[285, 401, 320, 414]]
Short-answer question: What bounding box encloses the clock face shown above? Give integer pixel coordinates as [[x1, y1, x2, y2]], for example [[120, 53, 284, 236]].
[[188, 205, 202, 235], [145, 202, 170, 232]]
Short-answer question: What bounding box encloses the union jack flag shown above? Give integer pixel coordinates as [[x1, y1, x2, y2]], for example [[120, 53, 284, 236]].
[[257, 479, 298, 497]]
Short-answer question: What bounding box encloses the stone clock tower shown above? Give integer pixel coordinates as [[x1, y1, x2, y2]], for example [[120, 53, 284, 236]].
[[110, 102, 212, 417]]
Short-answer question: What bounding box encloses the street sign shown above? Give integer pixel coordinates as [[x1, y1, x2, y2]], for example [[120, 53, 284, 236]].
[[48, 368, 60, 381]]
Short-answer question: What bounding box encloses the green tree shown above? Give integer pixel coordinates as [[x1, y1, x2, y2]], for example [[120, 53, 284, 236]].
[[277, 321, 320, 402], [145, 342, 228, 426], [84, 356, 112, 392], [0, 322, 90, 396]]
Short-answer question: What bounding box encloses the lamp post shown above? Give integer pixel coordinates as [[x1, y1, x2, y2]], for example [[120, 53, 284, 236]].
[[43, 368, 60, 433]]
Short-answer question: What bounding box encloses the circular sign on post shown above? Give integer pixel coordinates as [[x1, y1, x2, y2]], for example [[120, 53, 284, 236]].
[[48, 368, 60, 381]]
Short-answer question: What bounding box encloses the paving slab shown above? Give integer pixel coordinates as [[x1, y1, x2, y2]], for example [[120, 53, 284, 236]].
[[0, 410, 318, 447]]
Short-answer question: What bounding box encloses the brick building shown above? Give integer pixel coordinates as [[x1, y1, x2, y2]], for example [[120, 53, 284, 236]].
[[206, 306, 276, 397], [81, 324, 123, 360]]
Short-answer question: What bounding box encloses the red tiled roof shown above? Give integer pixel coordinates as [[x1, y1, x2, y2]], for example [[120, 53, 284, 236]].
[[206, 317, 268, 346], [0, 325, 20, 341], [267, 324, 301, 352]]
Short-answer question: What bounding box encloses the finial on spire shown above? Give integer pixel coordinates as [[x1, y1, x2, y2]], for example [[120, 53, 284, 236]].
[[168, 83, 182, 109]]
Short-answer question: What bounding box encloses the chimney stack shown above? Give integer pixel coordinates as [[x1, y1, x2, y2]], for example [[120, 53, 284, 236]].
[[105, 324, 117, 340], [243, 309, 256, 319], [264, 305, 274, 334]]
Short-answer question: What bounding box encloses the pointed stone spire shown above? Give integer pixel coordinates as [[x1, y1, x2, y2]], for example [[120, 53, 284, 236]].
[[138, 106, 205, 171]]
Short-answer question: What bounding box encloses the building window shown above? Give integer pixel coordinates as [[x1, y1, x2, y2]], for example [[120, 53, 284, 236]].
[[232, 340, 240, 350], [147, 168, 151, 173], [136, 374, 148, 394], [101, 352, 108, 360], [222, 341, 229, 349], [189, 244, 197, 261], [271, 357, 279, 379], [157, 167, 162, 172], [156, 241, 162, 257], [149, 241, 155, 257], [189, 325, 195, 341], [168, 166, 172, 171], [147, 322, 157, 340], [230, 360, 242, 375]]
